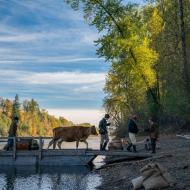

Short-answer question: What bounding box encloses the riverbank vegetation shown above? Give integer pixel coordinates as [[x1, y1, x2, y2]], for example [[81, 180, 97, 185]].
[[66, 0, 190, 135], [0, 95, 73, 136]]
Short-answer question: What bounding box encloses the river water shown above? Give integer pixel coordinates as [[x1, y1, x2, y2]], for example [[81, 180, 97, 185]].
[[0, 136, 103, 190], [0, 166, 101, 190]]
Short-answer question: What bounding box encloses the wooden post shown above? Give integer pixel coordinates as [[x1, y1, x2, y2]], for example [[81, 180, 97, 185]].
[[39, 137, 42, 160], [13, 137, 16, 160]]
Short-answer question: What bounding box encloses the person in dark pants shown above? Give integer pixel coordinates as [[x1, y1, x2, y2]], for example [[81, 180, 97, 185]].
[[127, 115, 139, 152], [7, 116, 19, 151], [99, 114, 111, 151], [148, 118, 159, 154]]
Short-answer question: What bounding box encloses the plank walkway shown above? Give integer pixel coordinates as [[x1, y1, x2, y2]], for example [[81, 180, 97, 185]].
[[0, 137, 152, 166], [0, 149, 152, 166]]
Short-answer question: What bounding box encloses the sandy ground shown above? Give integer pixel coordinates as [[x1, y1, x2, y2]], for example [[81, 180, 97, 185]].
[[93, 135, 190, 190]]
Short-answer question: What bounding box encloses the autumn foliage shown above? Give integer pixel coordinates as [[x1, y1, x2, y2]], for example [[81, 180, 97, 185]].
[[0, 95, 73, 136]]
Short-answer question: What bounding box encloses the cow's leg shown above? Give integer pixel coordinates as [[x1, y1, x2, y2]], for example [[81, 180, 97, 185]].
[[47, 138, 55, 149], [81, 140, 88, 150], [76, 141, 79, 149], [53, 139, 59, 149], [57, 138, 64, 149]]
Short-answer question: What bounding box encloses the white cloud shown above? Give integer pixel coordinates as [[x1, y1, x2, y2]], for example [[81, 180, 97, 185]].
[[0, 24, 100, 45], [14, 0, 84, 22], [0, 33, 45, 42], [0, 69, 106, 85], [73, 83, 105, 93], [34, 57, 104, 63], [80, 31, 100, 45], [47, 108, 105, 126], [0, 30, 74, 43], [0, 56, 104, 64], [20, 71, 106, 85]]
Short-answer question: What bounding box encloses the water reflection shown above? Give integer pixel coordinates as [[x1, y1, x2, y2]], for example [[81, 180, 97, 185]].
[[0, 166, 101, 190]]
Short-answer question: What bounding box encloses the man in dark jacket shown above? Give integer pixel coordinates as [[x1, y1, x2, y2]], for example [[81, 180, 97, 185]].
[[99, 114, 111, 150], [127, 115, 139, 152], [147, 118, 159, 153]]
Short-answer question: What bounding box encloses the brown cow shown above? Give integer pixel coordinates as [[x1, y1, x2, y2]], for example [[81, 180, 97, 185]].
[[47, 125, 98, 149]]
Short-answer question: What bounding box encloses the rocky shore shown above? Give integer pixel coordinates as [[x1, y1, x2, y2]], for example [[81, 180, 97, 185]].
[[93, 136, 190, 190]]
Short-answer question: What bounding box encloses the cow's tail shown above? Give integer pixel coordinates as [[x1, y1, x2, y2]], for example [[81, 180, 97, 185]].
[[47, 128, 59, 149], [52, 128, 60, 141], [52, 128, 56, 138]]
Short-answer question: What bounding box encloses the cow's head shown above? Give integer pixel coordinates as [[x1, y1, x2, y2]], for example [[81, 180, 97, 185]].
[[90, 125, 98, 135]]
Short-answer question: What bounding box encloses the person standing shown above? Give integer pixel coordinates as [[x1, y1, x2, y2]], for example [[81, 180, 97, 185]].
[[7, 116, 19, 150], [99, 114, 111, 151], [148, 118, 159, 154], [127, 115, 139, 152]]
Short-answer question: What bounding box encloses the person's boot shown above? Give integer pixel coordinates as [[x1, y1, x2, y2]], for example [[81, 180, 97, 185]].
[[127, 143, 132, 152], [6, 145, 9, 151], [100, 144, 103, 151], [151, 144, 156, 154], [133, 145, 137, 153], [151, 139, 156, 154], [102, 142, 108, 151]]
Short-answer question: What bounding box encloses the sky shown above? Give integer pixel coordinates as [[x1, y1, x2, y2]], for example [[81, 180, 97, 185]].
[[0, 0, 144, 125]]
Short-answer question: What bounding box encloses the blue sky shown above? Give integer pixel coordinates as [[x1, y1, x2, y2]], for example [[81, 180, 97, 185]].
[[0, 0, 144, 124]]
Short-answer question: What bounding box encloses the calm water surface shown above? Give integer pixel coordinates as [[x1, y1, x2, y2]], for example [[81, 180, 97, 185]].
[[0, 166, 101, 190]]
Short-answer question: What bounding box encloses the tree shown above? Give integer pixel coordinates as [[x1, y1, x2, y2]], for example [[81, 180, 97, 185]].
[[12, 94, 20, 119], [178, 0, 190, 93], [0, 97, 73, 136], [3, 99, 12, 118], [66, 0, 161, 123], [66, 0, 190, 133]]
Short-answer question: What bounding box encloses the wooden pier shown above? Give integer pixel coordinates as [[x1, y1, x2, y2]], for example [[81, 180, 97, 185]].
[[0, 137, 151, 166]]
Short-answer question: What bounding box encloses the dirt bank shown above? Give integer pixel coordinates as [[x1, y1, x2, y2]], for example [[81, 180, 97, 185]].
[[94, 136, 190, 190]]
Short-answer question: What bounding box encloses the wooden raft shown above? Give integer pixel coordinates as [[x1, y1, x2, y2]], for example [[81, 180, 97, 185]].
[[0, 137, 152, 166]]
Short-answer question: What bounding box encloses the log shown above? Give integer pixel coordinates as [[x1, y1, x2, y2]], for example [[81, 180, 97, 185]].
[[105, 155, 146, 165], [176, 134, 190, 139], [96, 154, 172, 170]]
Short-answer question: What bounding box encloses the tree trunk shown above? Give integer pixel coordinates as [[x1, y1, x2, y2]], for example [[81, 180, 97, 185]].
[[179, 0, 190, 93]]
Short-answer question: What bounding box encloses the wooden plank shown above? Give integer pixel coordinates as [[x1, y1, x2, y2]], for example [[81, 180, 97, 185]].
[[42, 149, 87, 156], [13, 137, 16, 160], [0, 148, 151, 166], [0, 150, 38, 156], [41, 149, 151, 158], [39, 137, 42, 160], [0, 136, 53, 140], [0, 149, 151, 158], [105, 156, 145, 165], [87, 150, 151, 157], [39, 155, 96, 166], [0, 151, 13, 156]]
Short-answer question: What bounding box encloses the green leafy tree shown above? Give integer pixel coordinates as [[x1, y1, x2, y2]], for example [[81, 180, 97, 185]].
[[66, 0, 190, 133], [66, 0, 161, 131], [12, 94, 20, 119]]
